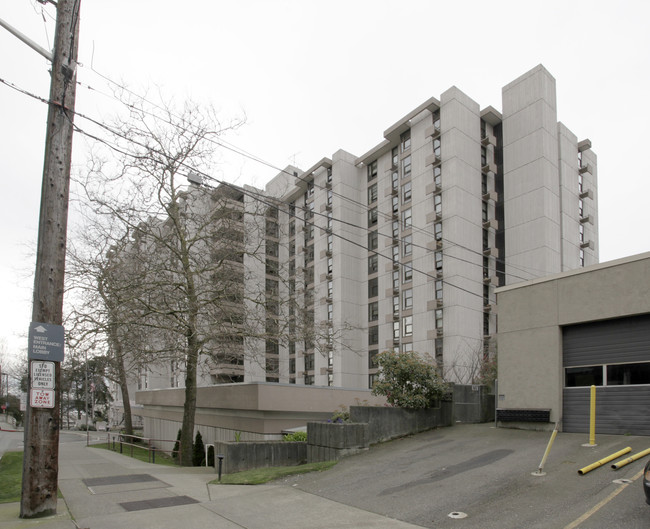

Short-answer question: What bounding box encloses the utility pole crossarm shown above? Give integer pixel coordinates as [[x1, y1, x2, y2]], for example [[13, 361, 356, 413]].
[[0, 17, 53, 62]]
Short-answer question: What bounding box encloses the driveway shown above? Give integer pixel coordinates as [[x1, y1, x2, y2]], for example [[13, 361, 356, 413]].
[[281, 423, 650, 529]]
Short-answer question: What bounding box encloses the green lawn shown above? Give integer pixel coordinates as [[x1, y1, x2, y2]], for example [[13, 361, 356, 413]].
[[0, 452, 24, 503], [91, 442, 177, 466], [211, 460, 337, 485]]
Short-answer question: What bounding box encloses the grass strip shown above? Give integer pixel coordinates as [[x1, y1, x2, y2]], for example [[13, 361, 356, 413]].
[[90, 442, 177, 466], [0, 452, 23, 503], [211, 460, 337, 485]]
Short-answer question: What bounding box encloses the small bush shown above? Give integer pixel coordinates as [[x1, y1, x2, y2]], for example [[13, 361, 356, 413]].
[[207, 444, 215, 467], [372, 350, 449, 409], [172, 429, 181, 460], [283, 431, 307, 442], [192, 431, 205, 467], [329, 405, 350, 423], [79, 424, 96, 431]]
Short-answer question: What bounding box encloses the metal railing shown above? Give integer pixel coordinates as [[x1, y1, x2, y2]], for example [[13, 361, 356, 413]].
[[106, 432, 181, 465]]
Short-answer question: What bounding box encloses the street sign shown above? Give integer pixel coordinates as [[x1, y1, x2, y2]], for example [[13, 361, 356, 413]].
[[28, 322, 64, 362], [31, 362, 55, 389], [30, 389, 55, 408]]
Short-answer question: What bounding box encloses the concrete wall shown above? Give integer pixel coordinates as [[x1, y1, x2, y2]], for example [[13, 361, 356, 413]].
[[349, 402, 453, 445], [496, 252, 650, 430], [213, 441, 307, 474]]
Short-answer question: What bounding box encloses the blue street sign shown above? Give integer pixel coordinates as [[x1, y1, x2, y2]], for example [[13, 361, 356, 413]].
[[28, 322, 65, 362]]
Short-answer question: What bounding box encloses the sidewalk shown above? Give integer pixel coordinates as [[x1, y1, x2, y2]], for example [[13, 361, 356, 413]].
[[0, 438, 421, 529]]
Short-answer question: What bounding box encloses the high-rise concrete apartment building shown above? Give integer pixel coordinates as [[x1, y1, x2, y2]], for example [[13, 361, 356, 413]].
[[111, 65, 598, 418], [259, 64, 598, 388]]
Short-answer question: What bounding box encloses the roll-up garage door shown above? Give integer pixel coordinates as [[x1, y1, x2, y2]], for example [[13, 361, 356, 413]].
[[562, 313, 650, 435]]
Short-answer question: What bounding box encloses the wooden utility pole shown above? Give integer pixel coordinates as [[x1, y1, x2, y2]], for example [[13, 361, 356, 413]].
[[21, 0, 80, 518]]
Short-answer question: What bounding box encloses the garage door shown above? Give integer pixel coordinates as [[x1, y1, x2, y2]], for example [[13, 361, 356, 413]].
[[562, 313, 650, 435]]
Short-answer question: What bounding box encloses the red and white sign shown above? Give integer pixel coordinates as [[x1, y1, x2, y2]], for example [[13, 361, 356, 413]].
[[30, 389, 55, 408]]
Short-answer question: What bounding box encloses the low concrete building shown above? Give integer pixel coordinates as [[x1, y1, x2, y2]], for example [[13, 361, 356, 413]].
[[496, 252, 650, 435], [135, 382, 385, 446]]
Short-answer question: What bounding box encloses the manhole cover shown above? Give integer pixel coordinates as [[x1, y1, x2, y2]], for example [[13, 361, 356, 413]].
[[448, 512, 468, 519]]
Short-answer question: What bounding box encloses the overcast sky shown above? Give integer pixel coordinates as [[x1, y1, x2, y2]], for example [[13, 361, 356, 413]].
[[1, 0, 649, 360]]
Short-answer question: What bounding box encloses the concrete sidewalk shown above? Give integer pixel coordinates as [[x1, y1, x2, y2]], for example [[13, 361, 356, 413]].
[[0, 438, 421, 529]]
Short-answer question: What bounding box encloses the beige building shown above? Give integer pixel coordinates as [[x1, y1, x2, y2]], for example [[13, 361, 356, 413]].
[[496, 252, 650, 435], [112, 65, 600, 436], [261, 64, 597, 389]]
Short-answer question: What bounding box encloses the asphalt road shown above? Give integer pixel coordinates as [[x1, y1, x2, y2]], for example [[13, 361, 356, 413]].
[[281, 423, 650, 529]]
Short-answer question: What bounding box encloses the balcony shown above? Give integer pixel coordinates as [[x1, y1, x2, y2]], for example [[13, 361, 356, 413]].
[[481, 133, 497, 147], [578, 163, 593, 175]]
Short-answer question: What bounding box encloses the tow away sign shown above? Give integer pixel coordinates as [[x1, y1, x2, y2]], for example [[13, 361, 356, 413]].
[[28, 322, 64, 362], [30, 389, 55, 408]]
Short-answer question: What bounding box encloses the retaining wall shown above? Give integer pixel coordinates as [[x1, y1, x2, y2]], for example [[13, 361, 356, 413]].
[[213, 441, 307, 474]]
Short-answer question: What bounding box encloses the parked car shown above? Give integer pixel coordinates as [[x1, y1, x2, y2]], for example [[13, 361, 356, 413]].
[[644, 459, 650, 505]]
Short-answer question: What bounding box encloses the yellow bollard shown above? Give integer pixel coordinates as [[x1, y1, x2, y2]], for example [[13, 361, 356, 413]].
[[532, 421, 560, 476], [578, 447, 631, 475], [611, 447, 650, 470], [582, 385, 597, 447]]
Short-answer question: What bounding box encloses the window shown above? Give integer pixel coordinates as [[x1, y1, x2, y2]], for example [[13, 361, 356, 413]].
[[435, 279, 443, 300], [565, 366, 603, 387], [266, 240, 279, 257], [304, 354, 315, 370], [433, 138, 441, 157], [289, 357, 296, 374], [393, 295, 400, 315], [392, 146, 399, 167], [403, 263, 413, 283], [579, 223, 584, 243], [327, 211, 333, 231], [400, 130, 411, 152], [607, 362, 650, 385], [368, 277, 378, 298], [393, 320, 400, 339], [392, 171, 399, 191], [403, 343, 413, 352], [368, 254, 378, 274], [368, 183, 377, 204], [403, 288, 413, 309], [327, 166, 332, 183], [392, 244, 399, 263], [304, 374, 314, 385], [327, 280, 333, 298], [369, 374, 378, 389], [434, 221, 442, 241], [368, 207, 378, 227], [328, 303, 333, 321], [368, 301, 379, 322], [327, 189, 333, 206], [392, 195, 399, 214], [367, 160, 378, 181], [481, 146, 487, 167], [402, 155, 412, 179], [307, 181, 314, 197], [327, 234, 333, 252], [432, 111, 440, 132], [434, 194, 442, 217], [403, 315, 413, 336], [435, 250, 443, 271], [578, 198, 584, 217], [369, 325, 378, 346], [402, 208, 412, 230], [435, 337, 443, 363], [369, 350, 379, 369], [435, 309, 443, 330], [305, 245, 314, 264], [393, 270, 399, 289], [403, 235, 412, 256], [402, 182, 412, 203], [368, 230, 378, 251], [579, 248, 585, 267], [289, 222, 295, 237], [434, 166, 441, 187], [392, 220, 399, 238], [328, 257, 333, 274]]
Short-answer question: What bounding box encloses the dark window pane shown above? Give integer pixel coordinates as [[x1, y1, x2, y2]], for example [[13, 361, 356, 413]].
[[565, 366, 603, 387], [607, 362, 650, 385]]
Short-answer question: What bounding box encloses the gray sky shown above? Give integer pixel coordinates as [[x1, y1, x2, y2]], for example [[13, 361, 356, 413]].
[[1, 0, 649, 360]]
